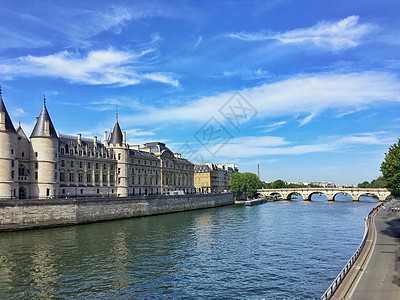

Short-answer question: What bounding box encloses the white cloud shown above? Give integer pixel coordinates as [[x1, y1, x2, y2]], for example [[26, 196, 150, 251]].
[[126, 71, 400, 126], [328, 132, 395, 146], [196, 131, 396, 160], [222, 68, 271, 80], [0, 25, 52, 49], [12, 108, 27, 118], [124, 128, 156, 137], [143, 73, 179, 87], [225, 15, 376, 51], [0, 48, 179, 87], [336, 107, 365, 118], [257, 121, 287, 132], [194, 36, 203, 49], [298, 113, 317, 127]]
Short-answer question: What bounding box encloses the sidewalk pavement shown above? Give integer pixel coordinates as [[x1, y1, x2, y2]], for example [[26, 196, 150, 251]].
[[332, 199, 400, 299]]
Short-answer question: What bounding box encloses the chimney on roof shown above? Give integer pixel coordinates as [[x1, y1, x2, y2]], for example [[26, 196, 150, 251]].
[[77, 133, 82, 145], [104, 131, 108, 146], [123, 131, 126, 146], [94, 136, 97, 146]]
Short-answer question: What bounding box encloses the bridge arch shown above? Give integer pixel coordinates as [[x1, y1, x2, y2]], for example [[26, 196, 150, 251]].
[[333, 192, 353, 201], [358, 193, 379, 202], [307, 192, 328, 201], [287, 192, 303, 201], [270, 192, 283, 200]]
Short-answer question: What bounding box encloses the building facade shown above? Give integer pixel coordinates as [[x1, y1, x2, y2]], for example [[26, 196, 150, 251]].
[[0, 90, 194, 199], [194, 163, 238, 193]]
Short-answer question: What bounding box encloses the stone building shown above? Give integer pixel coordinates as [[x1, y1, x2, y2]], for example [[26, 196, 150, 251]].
[[0, 89, 194, 199], [194, 163, 238, 193]]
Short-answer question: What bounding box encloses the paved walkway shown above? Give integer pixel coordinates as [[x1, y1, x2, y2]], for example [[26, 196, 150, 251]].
[[332, 199, 400, 299]]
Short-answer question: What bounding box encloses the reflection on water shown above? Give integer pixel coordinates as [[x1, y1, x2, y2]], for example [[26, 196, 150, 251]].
[[31, 243, 60, 299], [0, 201, 377, 299]]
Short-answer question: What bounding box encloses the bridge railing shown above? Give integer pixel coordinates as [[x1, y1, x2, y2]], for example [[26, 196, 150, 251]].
[[320, 203, 382, 300]]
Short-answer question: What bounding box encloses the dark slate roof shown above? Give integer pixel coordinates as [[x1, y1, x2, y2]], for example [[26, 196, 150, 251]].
[[174, 157, 193, 165], [129, 149, 159, 160], [59, 135, 105, 150], [30, 103, 58, 138], [109, 121, 123, 145], [0, 93, 16, 133], [194, 164, 212, 172], [143, 142, 169, 153]]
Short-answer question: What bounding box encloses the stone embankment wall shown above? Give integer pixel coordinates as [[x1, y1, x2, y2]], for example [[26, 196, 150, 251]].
[[0, 193, 234, 231]]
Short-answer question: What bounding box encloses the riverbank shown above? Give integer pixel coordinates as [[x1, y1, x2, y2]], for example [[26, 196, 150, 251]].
[[0, 193, 234, 232], [329, 199, 400, 299]]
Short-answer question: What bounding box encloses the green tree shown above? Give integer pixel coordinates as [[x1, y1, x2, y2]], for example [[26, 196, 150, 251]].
[[358, 181, 370, 188], [381, 139, 400, 196], [370, 177, 386, 188], [263, 182, 272, 189], [272, 179, 286, 189], [229, 172, 263, 198]]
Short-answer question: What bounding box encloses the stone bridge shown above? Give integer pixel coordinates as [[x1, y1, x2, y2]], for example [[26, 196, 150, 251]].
[[257, 188, 391, 202]]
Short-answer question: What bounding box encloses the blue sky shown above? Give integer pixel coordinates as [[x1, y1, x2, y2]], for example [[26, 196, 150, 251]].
[[1, 0, 400, 185]]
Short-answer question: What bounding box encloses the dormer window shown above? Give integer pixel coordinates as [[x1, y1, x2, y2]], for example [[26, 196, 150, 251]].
[[69, 149, 73, 155], [60, 148, 65, 155]]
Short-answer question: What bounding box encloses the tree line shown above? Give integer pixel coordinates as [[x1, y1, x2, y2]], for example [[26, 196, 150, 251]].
[[357, 177, 386, 188], [229, 175, 320, 199]]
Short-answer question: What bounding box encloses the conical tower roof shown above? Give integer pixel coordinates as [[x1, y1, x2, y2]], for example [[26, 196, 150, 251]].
[[30, 96, 58, 138], [109, 120, 123, 145], [0, 86, 17, 132]]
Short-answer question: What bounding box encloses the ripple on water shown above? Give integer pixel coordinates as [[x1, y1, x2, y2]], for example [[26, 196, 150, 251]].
[[0, 200, 377, 299]]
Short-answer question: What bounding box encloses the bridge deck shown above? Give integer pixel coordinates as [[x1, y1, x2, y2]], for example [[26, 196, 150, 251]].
[[331, 199, 400, 299]]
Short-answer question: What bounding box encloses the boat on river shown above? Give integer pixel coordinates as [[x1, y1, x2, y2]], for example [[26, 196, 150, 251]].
[[245, 198, 267, 206]]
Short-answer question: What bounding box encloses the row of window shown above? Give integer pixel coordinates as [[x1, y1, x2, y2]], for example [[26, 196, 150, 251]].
[[60, 147, 111, 159], [60, 160, 115, 170], [60, 172, 114, 184]]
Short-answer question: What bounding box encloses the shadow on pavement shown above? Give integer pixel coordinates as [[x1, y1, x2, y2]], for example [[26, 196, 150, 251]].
[[381, 218, 400, 238]]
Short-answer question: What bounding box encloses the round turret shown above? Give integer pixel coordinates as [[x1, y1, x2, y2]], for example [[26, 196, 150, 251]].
[[29, 98, 59, 199], [0, 87, 18, 199]]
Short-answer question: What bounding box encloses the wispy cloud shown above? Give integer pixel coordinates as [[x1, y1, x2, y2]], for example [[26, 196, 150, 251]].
[[0, 3, 174, 50], [194, 36, 203, 49], [222, 68, 271, 80], [11, 108, 27, 118], [225, 15, 376, 51], [326, 132, 395, 146], [198, 131, 395, 160], [124, 71, 400, 126], [298, 113, 317, 127], [124, 128, 156, 137], [88, 96, 154, 112], [0, 48, 179, 87], [257, 121, 287, 132], [0, 25, 52, 49], [336, 107, 365, 118]]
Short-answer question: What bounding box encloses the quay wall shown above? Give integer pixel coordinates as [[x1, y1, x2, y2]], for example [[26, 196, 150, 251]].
[[0, 193, 234, 231]]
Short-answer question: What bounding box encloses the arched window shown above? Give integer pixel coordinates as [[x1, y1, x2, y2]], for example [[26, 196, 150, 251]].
[[18, 164, 27, 176]]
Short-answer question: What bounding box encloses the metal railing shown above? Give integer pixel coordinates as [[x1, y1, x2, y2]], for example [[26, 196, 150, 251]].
[[321, 203, 382, 300]]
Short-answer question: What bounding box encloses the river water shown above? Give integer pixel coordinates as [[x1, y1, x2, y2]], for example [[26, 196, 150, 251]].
[[0, 199, 378, 299]]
